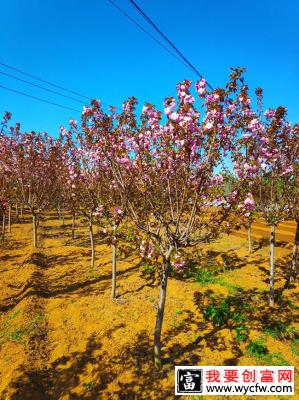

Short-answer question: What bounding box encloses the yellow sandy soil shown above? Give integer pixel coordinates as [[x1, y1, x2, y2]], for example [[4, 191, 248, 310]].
[[0, 214, 298, 400]]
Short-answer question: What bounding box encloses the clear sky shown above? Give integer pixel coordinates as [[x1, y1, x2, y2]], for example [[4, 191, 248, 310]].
[[0, 0, 298, 136]]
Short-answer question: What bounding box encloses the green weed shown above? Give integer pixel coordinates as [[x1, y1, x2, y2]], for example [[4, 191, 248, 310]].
[[264, 321, 287, 339], [291, 339, 299, 356], [84, 381, 95, 390], [246, 339, 268, 357]]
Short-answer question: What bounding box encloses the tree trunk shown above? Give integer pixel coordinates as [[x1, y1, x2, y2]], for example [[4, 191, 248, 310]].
[[33, 213, 38, 248], [290, 219, 299, 283], [8, 203, 11, 233], [247, 222, 252, 253], [61, 201, 65, 226], [111, 243, 117, 298], [111, 225, 117, 298], [154, 252, 172, 369], [72, 212, 76, 239], [269, 224, 276, 307], [89, 217, 95, 269], [1, 213, 5, 242], [20, 204, 23, 220], [57, 204, 61, 221], [16, 203, 19, 223]]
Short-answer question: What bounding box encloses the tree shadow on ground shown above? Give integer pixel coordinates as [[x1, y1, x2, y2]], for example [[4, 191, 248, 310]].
[[5, 327, 175, 400], [0, 259, 143, 312], [2, 276, 298, 399]]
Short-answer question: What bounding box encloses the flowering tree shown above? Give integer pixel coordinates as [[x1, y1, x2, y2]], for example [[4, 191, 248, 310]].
[[63, 103, 127, 301], [102, 71, 249, 367], [234, 94, 298, 306], [284, 123, 299, 284], [1, 122, 61, 247], [78, 101, 131, 297]]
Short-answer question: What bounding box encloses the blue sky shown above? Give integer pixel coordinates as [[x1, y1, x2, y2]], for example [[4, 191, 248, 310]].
[[1, 0, 298, 136]]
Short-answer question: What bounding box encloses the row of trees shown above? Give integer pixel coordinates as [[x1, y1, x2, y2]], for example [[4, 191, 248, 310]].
[[0, 68, 298, 367]]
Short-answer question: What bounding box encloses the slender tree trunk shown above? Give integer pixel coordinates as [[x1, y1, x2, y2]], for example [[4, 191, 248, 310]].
[[89, 217, 95, 269], [16, 203, 19, 223], [72, 212, 76, 239], [247, 222, 252, 253], [269, 224, 276, 307], [61, 201, 65, 226], [1, 213, 5, 242], [8, 203, 11, 233], [20, 204, 23, 220], [154, 251, 172, 369], [33, 213, 38, 248], [111, 225, 117, 298], [290, 219, 299, 283], [57, 204, 61, 221]]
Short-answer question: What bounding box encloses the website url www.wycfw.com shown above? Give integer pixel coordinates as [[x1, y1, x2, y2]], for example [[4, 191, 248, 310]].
[[175, 366, 294, 395], [206, 384, 293, 395]]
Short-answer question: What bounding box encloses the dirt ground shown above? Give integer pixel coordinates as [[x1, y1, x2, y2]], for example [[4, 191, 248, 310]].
[[0, 213, 298, 400]]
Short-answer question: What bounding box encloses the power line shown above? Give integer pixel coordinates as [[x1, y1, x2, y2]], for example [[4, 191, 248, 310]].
[[0, 61, 114, 108], [128, 0, 214, 91], [107, 0, 189, 69], [0, 84, 81, 113], [0, 70, 86, 105]]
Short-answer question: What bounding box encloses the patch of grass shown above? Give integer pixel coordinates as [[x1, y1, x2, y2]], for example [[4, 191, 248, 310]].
[[193, 269, 218, 284], [203, 300, 230, 326], [85, 269, 98, 279], [8, 328, 26, 342], [0, 312, 45, 344], [281, 298, 299, 311], [246, 339, 268, 357], [83, 380, 95, 390], [264, 321, 287, 339], [216, 278, 243, 294], [147, 296, 156, 304], [264, 352, 289, 366], [175, 309, 183, 315], [234, 324, 249, 342], [203, 295, 250, 343], [291, 339, 299, 356], [246, 338, 289, 365], [143, 262, 155, 276]]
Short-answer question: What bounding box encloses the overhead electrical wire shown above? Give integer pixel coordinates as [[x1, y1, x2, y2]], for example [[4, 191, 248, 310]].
[[0, 84, 81, 113], [107, 0, 189, 69], [128, 0, 214, 90], [0, 61, 114, 108], [109, 0, 213, 91], [0, 70, 86, 105]]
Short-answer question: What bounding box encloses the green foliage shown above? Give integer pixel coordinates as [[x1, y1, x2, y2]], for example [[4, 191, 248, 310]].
[[246, 339, 290, 365], [234, 324, 249, 342], [246, 339, 268, 357], [291, 339, 299, 356], [203, 295, 251, 343], [122, 225, 137, 243], [264, 321, 287, 339], [142, 261, 156, 276], [264, 352, 289, 366], [194, 269, 217, 284], [0, 311, 45, 344], [203, 299, 230, 326], [8, 328, 26, 342], [84, 381, 95, 390]]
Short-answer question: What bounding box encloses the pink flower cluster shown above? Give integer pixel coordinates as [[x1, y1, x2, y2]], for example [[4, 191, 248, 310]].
[[171, 253, 185, 269]]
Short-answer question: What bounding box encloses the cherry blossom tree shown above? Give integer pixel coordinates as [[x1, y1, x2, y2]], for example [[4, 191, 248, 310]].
[[100, 70, 249, 367], [234, 94, 298, 306], [1, 122, 61, 247]]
